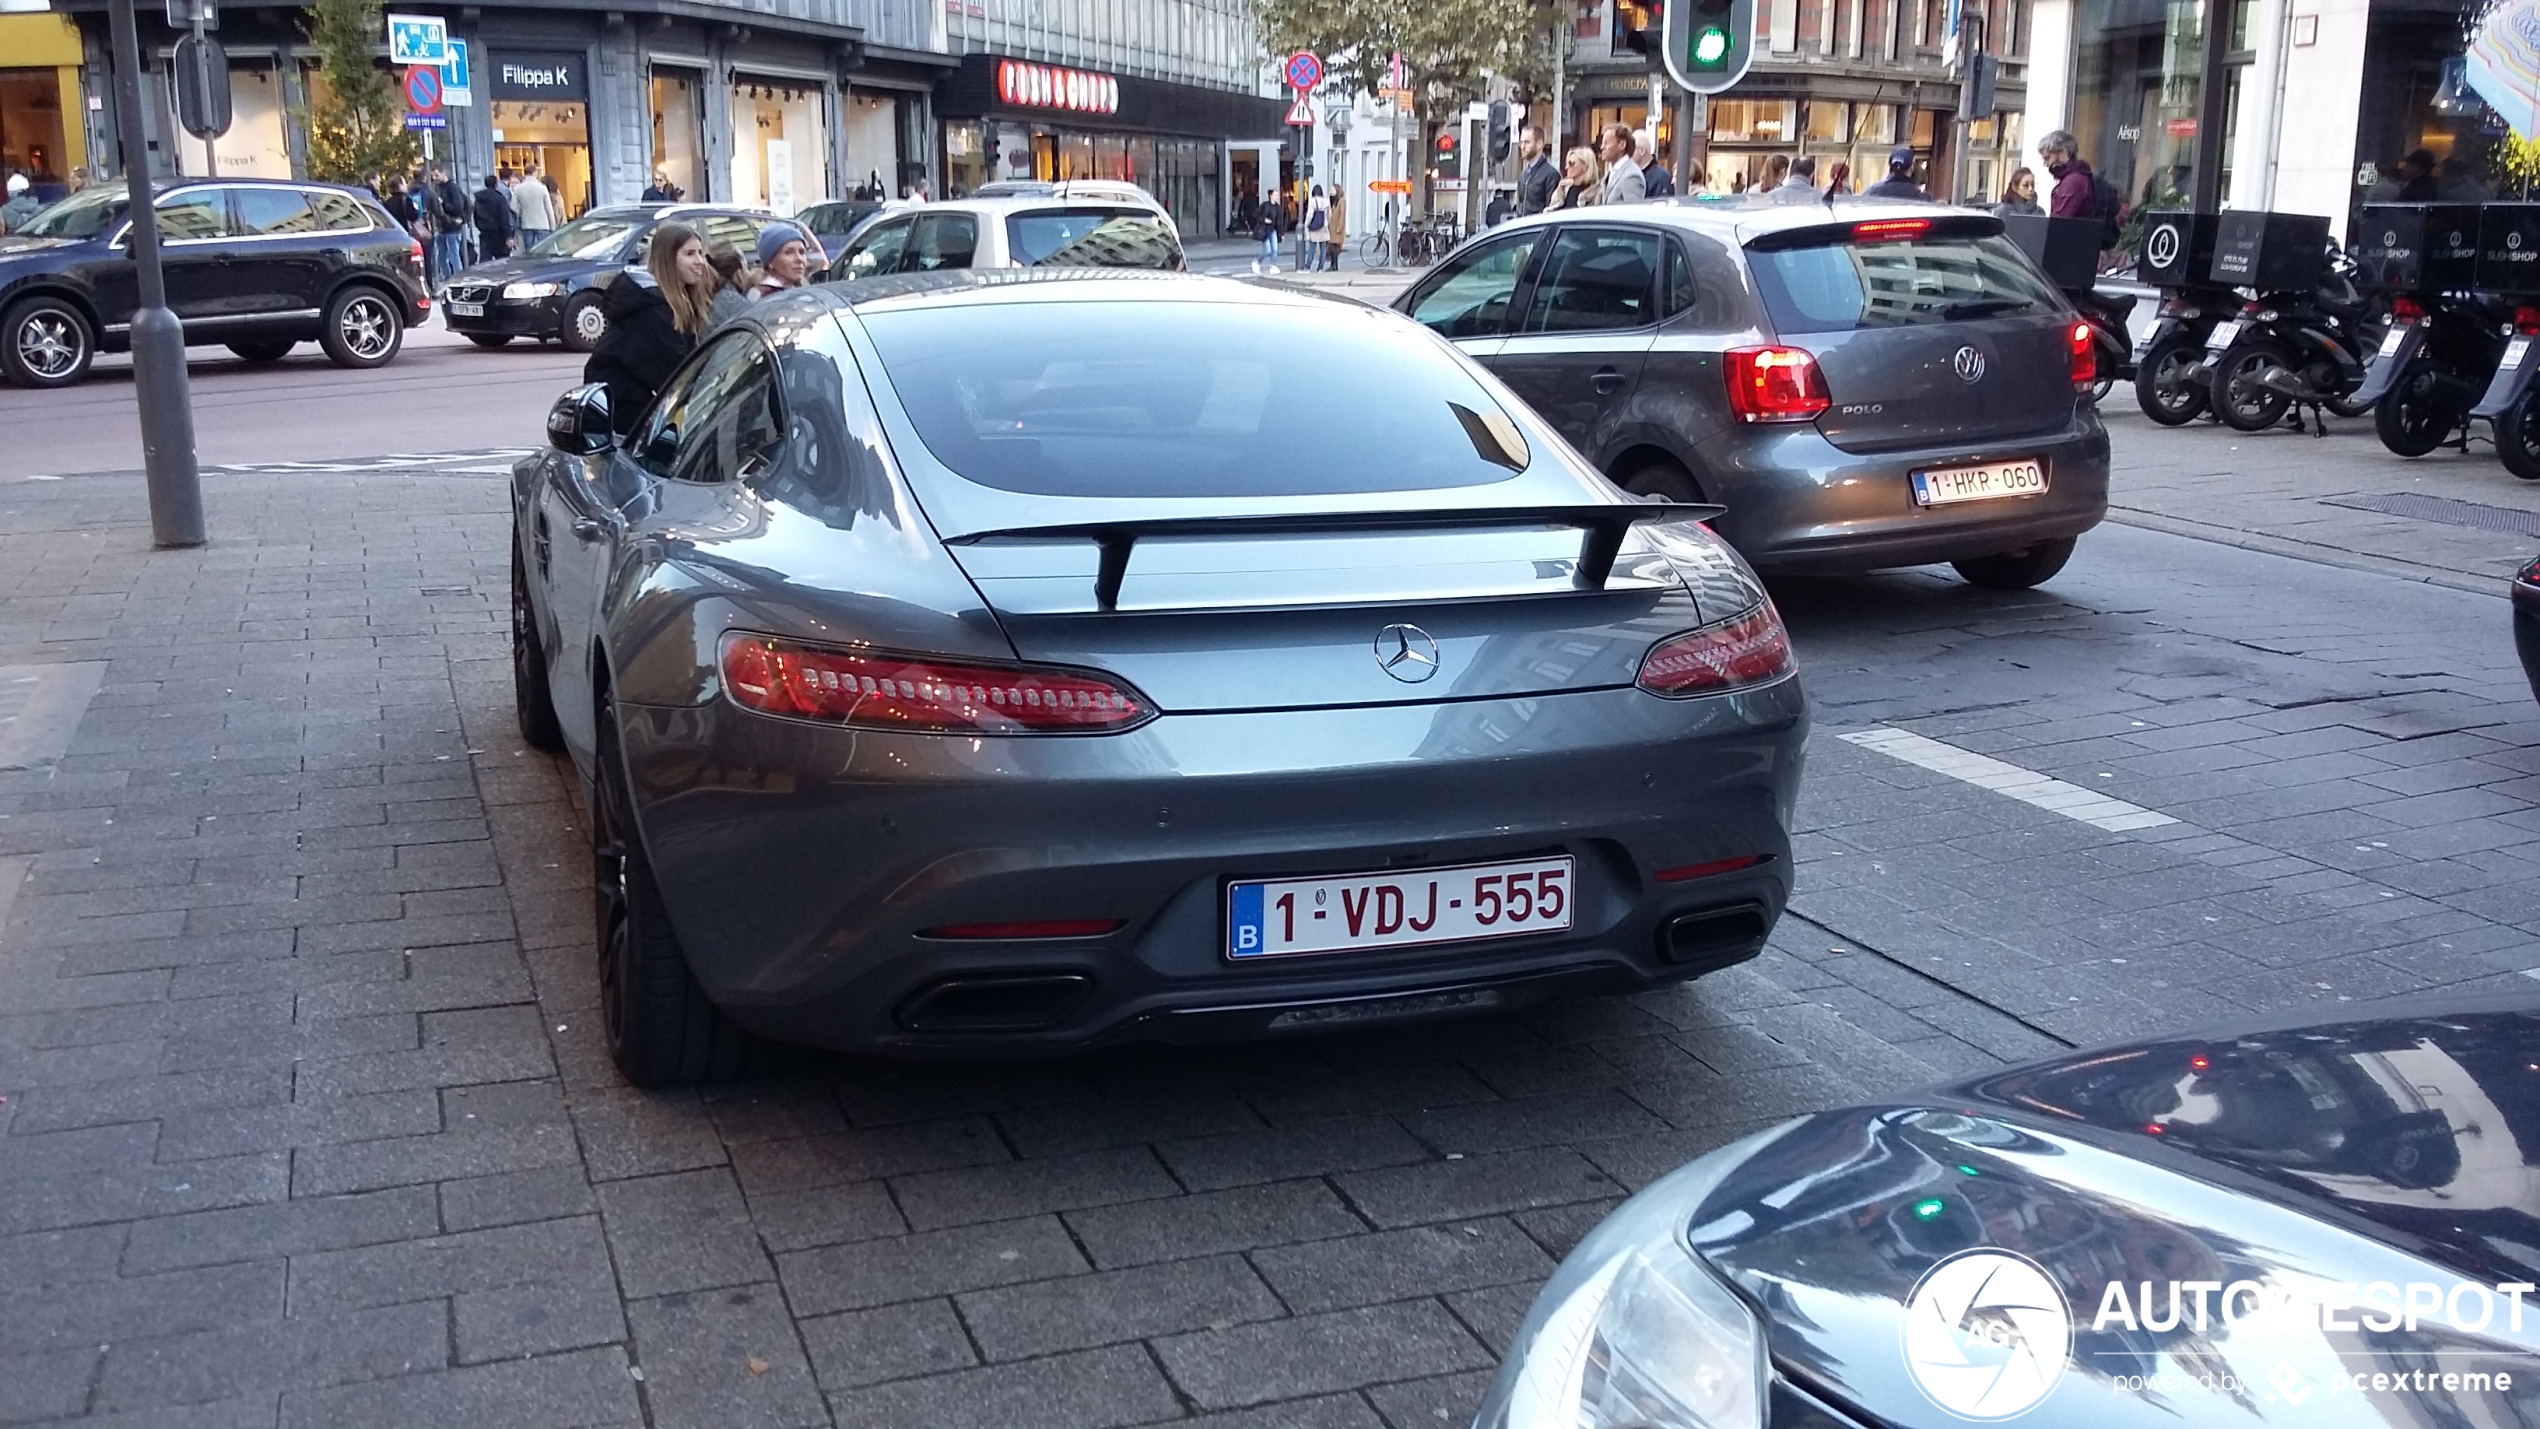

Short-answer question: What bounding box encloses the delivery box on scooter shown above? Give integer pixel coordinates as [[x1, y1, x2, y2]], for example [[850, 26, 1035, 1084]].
[[1999, 215, 2102, 291], [2477, 204, 2540, 296], [2351, 204, 2481, 292], [2134, 210, 2221, 288], [2208, 210, 2331, 291]]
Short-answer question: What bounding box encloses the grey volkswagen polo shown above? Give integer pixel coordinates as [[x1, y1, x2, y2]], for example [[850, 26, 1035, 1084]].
[[510, 270, 1807, 1084], [1396, 199, 2111, 589]]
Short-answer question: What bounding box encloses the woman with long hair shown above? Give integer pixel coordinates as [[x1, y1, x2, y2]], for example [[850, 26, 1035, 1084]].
[[1824, 160, 1852, 196], [584, 222, 719, 435], [705, 243, 752, 326], [1996, 167, 2044, 216], [1550, 147, 1602, 210]]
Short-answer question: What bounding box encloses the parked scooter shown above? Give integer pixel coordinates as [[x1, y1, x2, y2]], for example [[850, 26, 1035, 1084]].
[[2472, 307, 2540, 480], [2131, 284, 2244, 425], [2347, 204, 2499, 457], [2200, 241, 2384, 433], [2072, 288, 2134, 406]]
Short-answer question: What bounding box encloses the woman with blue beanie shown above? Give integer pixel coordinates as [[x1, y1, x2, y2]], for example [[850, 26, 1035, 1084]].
[[751, 222, 812, 297]]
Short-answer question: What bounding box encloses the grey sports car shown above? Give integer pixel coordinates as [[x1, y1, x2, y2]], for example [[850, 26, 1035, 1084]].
[[509, 271, 1808, 1085]]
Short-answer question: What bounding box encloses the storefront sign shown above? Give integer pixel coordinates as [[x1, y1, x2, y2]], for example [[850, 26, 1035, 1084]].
[[2164, 117, 2197, 136], [493, 53, 586, 102], [994, 59, 1118, 115]]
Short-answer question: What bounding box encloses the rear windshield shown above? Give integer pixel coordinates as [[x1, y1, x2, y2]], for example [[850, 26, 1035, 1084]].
[[1747, 232, 2059, 334], [1006, 209, 1180, 269], [534, 214, 642, 260], [863, 300, 1527, 498]]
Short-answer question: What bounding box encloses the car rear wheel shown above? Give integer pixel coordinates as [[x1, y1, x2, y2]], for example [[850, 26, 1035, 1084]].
[[319, 287, 402, 368], [593, 689, 766, 1087], [2214, 340, 2296, 432], [2373, 360, 2454, 458], [1, 296, 94, 388], [2496, 392, 2540, 481], [1615, 455, 1706, 505], [227, 339, 295, 363], [466, 333, 514, 349], [560, 292, 607, 353], [2133, 335, 2207, 425], [511, 542, 565, 752], [1952, 536, 2078, 591]]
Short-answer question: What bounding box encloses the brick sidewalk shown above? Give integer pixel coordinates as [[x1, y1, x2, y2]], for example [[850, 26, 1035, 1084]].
[[0, 467, 1937, 1427]]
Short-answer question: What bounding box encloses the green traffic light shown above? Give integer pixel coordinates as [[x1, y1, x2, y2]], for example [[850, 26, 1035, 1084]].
[[1691, 25, 1731, 65]]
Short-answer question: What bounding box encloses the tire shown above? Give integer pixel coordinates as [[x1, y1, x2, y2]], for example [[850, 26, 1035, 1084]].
[[560, 292, 607, 353], [2373, 360, 2453, 457], [2323, 388, 2378, 420], [2133, 335, 2209, 425], [2497, 391, 2540, 481], [318, 286, 402, 369], [466, 333, 514, 348], [227, 339, 295, 363], [592, 689, 765, 1087], [2214, 339, 2296, 432], [1615, 454, 1705, 504], [511, 542, 565, 752], [0, 295, 94, 388], [1952, 536, 2079, 591]]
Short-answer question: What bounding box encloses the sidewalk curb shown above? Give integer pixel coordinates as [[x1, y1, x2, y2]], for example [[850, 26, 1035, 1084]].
[[2107, 505, 2513, 598]]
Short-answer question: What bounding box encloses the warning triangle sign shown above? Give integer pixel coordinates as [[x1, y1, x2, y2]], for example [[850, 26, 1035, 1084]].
[[1286, 93, 1314, 126]]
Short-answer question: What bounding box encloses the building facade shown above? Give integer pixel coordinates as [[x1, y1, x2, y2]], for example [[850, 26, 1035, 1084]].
[[0, 12, 90, 200]]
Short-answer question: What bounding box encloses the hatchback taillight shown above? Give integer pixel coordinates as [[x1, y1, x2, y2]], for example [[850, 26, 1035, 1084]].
[[1723, 346, 1830, 423], [2069, 320, 2095, 388], [2390, 295, 2425, 322], [1636, 603, 1793, 697], [720, 633, 1154, 734], [2517, 306, 2540, 336]]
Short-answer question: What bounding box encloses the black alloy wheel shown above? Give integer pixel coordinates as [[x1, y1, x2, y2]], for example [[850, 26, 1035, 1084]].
[[2133, 335, 2209, 425], [592, 689, 765, 1087], [1952, 537, 2079, 591], [2497, 392, 2540, 481], [511, 541, 565, 752], [1, 296, 95, 388], [2372, 360, 2455, 458], [560, 292, 608, 353], [2215, 339, 2297, 432], [227, 339, 296, 363], [319, 287, 402, 368]]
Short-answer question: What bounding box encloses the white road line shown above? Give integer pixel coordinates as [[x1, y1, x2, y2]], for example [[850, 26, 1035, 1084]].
[[1838, 725, 2179, 834]]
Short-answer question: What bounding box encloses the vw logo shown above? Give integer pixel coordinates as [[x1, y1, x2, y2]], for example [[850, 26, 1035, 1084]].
[[1901, 1249, 2071, 1420], [1952, 346, 1988, 384], [2144, 223, 2180, 269], [1373, 623, 1440, 683]]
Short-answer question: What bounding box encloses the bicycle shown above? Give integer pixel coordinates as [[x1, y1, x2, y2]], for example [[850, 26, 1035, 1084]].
[[1361, 227, 1394, 266]]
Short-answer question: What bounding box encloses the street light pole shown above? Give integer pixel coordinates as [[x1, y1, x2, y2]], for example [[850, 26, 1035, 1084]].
[[108, 0, 206, 548]]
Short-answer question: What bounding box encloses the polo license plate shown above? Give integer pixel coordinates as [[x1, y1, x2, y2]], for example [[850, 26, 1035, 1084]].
[[2204, 319, 2241, 353], [1913, 459, 2048, 506], [447, 302, 485, 317], [1226, 855, 1573, 960]]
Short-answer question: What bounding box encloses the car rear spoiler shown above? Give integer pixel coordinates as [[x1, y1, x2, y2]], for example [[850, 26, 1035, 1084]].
[[945, 503, 1725, 613]]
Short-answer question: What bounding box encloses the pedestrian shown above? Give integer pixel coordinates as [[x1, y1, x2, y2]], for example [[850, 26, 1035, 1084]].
[[380, 174, 420, 237], [1769, 154, 1818, 202], [1234, 191, 1259, 238], [1, 174, 41, 233], [906, 178, 930, 203], [1302, 184, 1331, 271], [1862, 145, 1930, 200], [2363, 160, 2403, 202], [1326, 184, 1345, 270], [1825, 160, 1851, 196], [705, 243, 752, 326], [642, 171, 676, 202], [2394, 148, 2438, 201], [1634, 129, 1674, 198], [1759, 154, 1791, 193], [2036, 130, 2100, 216], [1516, 125, 1558, 216], [1551, 148, 1601, 210], [1485, 188, 1512, 227], [750, 222, 812, 297], [1597, 123, 1644, 203], [513, 166, 558, 251], [1996, 167, 2043, 216], [1254, 191, 1282, 271], [425, 164, 468, 290], [472, 174, 514, 260], [2437, 154, 2489, 202], [584, 222, 718, 434]]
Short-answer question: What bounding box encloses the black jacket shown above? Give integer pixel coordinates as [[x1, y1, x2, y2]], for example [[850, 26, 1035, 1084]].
[[583, 272, 694, 435], [472, 185, 514, 239], [381, 189, 419, 228], [1517, 155, 1558, 216], [426, 180, 468, 234], [1862, 174, 1930, 201]]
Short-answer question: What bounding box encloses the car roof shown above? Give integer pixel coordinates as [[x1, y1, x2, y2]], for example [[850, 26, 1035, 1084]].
[[800, 268, 1346, 317], [1488, 194, 2002, 245], [861, 196, 1164, 219], [162, 176, 376, 197]]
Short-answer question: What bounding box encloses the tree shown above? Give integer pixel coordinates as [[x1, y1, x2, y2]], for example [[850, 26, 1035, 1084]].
[[298, 0, 418, 183], [1256, 0, 1564, 120]]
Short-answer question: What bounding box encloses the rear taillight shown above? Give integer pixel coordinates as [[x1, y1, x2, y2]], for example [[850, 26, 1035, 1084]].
[[1636, 602, 1793, 697], [2242, 300, 2263, 317], [719, 632, 1153, 734], [1852, 218, 1929, 243], [2390, 295, 2425, 322], [1653, 853, 1769, 883], [1724, 346, 1830, 423], [2516, 306, 2540, 336], [2070, 320, 2095, 388]]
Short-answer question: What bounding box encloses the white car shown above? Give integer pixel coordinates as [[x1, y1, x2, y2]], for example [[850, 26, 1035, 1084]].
[[822, 194, 1184, 282]]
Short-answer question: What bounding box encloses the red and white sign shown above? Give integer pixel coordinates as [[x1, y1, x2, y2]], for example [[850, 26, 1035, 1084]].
[[1286, 93, 1314, 126], [995, 59, 1119, 115], [1284, 51, 1323, 90]]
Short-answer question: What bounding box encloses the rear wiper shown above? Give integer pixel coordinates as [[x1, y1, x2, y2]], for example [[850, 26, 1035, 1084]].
[[1940, 298, 2029, 320]]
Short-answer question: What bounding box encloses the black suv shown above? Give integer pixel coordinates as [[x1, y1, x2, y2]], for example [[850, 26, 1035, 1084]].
[[440, 205, 787, 352], [0, 177, 427, 388]]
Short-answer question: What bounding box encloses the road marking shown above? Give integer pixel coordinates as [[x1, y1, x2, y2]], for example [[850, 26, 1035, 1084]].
[[0, 663, 106, 771], [1838, 725, 2179, 833]]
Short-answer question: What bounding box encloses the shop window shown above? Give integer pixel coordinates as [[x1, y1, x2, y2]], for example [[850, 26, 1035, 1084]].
[[945, 121, 986, 198], [845, 91, 898, 198], [731, 78, 826, 214], [1856, 103, 1897, 144], [650, 71, 705, 201], [1910, 108, 1938, 146], [1804, 101, 1849, 143], [1709, 100, 1797, 144], [491, 101, 592, 221], [0, 68, 70, 181]]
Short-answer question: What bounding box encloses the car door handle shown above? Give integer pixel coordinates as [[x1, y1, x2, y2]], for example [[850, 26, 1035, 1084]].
[[1592, 368, 1628, 394], [570, 518, 605, 542]]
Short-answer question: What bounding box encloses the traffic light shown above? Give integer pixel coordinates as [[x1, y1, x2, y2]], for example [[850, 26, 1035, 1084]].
[[1434, 129, 1460, 178], [1488, 100, 1511, 164], [1959, 52, 1999, 120], [1663, 0, 1755, 94]]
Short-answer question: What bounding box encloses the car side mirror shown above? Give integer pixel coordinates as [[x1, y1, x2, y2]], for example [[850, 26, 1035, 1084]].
[[547, 383, 613, 455]]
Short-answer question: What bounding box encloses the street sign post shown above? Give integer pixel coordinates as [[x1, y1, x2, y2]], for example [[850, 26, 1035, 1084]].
[[402, 63, 446, 129], [171, 32, 231, 140], [1283, 50, 1322, 91], [385, 12, 446, 64], [1284, 91, 1313, 126], [108, 0, 204, 546]]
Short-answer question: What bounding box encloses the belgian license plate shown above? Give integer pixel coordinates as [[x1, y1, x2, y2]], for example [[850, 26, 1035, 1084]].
[[2204, 319, 2241, 353], [447, 301, 485, 317], [1226, 855, 1574, 960], [1913, 459, 2048, 506], [2510, 337, 2533, 370], [2377, 326, 2409, 358]]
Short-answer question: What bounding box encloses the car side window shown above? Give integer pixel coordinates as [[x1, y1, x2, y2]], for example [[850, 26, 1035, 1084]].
[[1404, 232, 1542, 339], [1664, 240, 1697, 318], [305, 192, 371, 231], [628, 333, 782, 484], [154, 189, 232, 242], [1517, 227, 1662, 334], [700, 214, 760, 252], [839, 217, 913, 279], [234, 187, 320, 235], [907, 214, 979, 271]]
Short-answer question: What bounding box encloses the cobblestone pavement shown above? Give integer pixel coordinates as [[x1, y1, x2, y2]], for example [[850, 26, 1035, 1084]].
[[0, 410, 2534, 1427]]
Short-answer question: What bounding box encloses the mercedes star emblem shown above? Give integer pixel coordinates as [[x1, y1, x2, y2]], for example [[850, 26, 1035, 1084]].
[[1374, 623, 1441, 683], [1952, 345, 1988, 383]]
